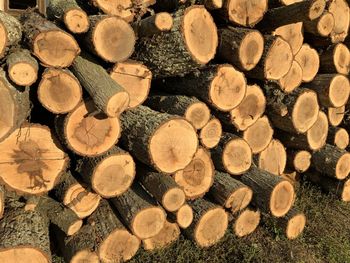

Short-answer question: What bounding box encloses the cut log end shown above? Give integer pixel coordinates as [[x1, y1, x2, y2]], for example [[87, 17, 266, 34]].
[[295, 44, 319, 82], [92, 153, 135, 198], [185, 102, 211, 130], [132, 207, 166, 239], [209, 65, 246, 111], [93, 0, 135, 21], [183, 6, 218, 64], [177, 204, 194, 228], [155, 12, 173, 31], [328, 0, 350, 43], [8, 62, 38, 86], [38, 68, 82, 114], [110, 61, 152, 109], [265, 37, 293, 80], [0, 22, 7, 58], [259, 139, 287, 175], [67, 220, 83, 236], [71, 251, 99, 263], [64, 100, 121, 156], [286, 213, 306, 240], [33, 30, 80, 67], [293, 151, 311, 173], [199, 118, 222, 149], [317, 12, 335, 37], [333, 43, 350, 75], [243, 116, 273, 154], [306, 111, 328, 151], [328, 75, 350, 108], [239, 31, 264, 71], [270, 180, 295, 217], [227, 0, 268, 27], [334, 128, 349, 150], [64, 183, 101, 219], [335, 153, 350, 179], [162, 187, 186, 212], [274, 22, 303, 55], [341, 179, 350, 202], [227, 187, 253, 213], [150, 118, 198, 173], [106, 91, 130, 118], [64, 8, 90, 34], [278, 61, 303, 93], [233, 209, 260, 237], [174, 147, 214, 199], [223, 137, 252, 175], [292, 90, 319, 133], [328, 106, 345, 127], [308, 0, 326, 20], [143, 221, 180, 251], [194, 207, 228, 247], [99, 229, 140, 263], [0, 248, 50, 263]]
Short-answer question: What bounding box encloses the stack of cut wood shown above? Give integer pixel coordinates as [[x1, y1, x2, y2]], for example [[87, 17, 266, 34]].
[[0, 0, 349, 262]]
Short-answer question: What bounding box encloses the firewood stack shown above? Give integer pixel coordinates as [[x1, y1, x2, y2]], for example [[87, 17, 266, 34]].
[[0, 0, 349, 262]]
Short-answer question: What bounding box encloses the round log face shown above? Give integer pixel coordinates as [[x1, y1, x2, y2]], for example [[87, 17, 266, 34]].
[[234, 209, 260, 237], [93, 16, 135, 63], [177, 204, 193, 229], [335, 153, 350, 179], [227, 0, 268, 26], [239, 31, 264, 70], [274, 22, 303, 55], [328, 106, 345, 126], [132, 207, 166, 239], [328, 0, 350, 43], [64, 9, 90, 34], [295, 44, 319, 82], [294, 151, 311, 173], [0, 79, 15, 141], [306, 111, 328, 150], [38, 68, 82, 114], [67, 220, 83, 236], [278, 61, 303, 93], [258, 139, 287, 175], [33, 30, 80, 67], [94, 0, 134, 22], [308, 0, 326, 20], [183, 6, 218, 64], [65, 100, 121, 156], [329, 75, 350, 107], [333, 43, 350, 75], [99, 229, 140, 263], [0, 125, 68, 195], [341, 179, 350, 202], [199, 118, 222, 149], [227, 187, 253, 213], [9, 62, 37, 86], [162, 188, 186, 212], [223, 138, 252, 175], [194, 208, 228, 247], [71, 250, 99, 263], [143, 221, 180, 251], [92, 153, 135, 198], [286, 214, 306, 240], [270, 181, 295, 217], [209, 65, 247, 111], [317, 12, 335, 37], [334, 128, 349, 150], [155, 12, 173, 31], [150, 119, 198, 173], [185, 102, 211, 130], [0, 247, 49, 263]]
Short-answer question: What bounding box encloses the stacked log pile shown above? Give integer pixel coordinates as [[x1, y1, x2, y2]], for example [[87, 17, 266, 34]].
[[0, 0, 349, 262]]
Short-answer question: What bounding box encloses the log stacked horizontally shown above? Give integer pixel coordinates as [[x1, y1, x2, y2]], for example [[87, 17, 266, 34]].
[[0, 0, 349, 261]]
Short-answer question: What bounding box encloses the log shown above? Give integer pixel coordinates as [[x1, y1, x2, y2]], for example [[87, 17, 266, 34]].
[[246, 35, 293, 80], [243, 115, 274, 154], [303, 11, 335, 37], [265, 87, 319, 134], [0, 124, 68, 195], [304, 171, 350, 202], [274, 22, 303, 55], [37, 68, 83, 114], [193, 0, 223, 9], [120, 105, 198, 174], [277, 60, 303, 93], [20, 11, 80, 67], [83, 15, 135, 63], [216, 0, 268, 27], [174, 147, 214, 199], [286, 150, 311, 173], [211, 133, 252, 175], [0, 68, 30, 143], [70, 54, 130, 117], [110, 60, 152, 109], [311, 144, 350, 179], [133, 6, 218, 78], [269, 0, 303, 6], [0, 185, 4, 220], [240, 167, 295, 217], [157, 64, 247, 111], [142, 221, 180, 250], [26, 196, 82, 236], [169, 203, 194, 229], [110, 183, 166, 239], [0, 204, 51, 263], [281, 171, 300, 185], [62, 199, 140, 263], [185, 198, 228, 247], [0, 11, 22, 58], [327, 127, 349, 150], [138, 166, 185, 212], [328, 106, 345, 127], [231, 209, 260, 237], [6, 49, 38, 86], [144, 94, 211, 130], [294, 44, 319, 82], [199, 117, 222, 149], [258, 139, 287, 175], [258, 0, 326, 30], [133, 12, 173, 38], [319, 43, 350, 75], [47, 0, 90, 34], [55, 100, 121, 157], [209, 171, 253, 213], [53, 171, 101, 219], [303, 74, 350, 108], [77, 146, 135, 198], [328, 0, 350, 43], [216, 27, 264, 71]]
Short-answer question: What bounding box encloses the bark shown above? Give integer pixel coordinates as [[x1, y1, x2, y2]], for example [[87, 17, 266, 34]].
[[0, 185, 4, 219], [0, 11, 22, 58], [303, 11, 334, 37], [319, 44, 350, 75], [133, 12, 173, 38]]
